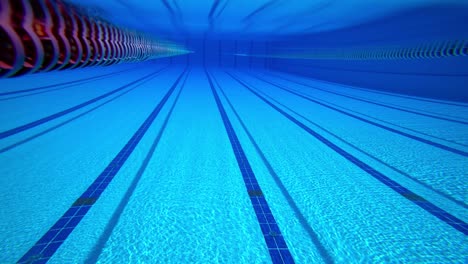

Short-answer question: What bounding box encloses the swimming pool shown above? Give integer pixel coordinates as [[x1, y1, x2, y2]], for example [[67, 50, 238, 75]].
[[0, 62, 466, 263], [1, 1, 467, 263]]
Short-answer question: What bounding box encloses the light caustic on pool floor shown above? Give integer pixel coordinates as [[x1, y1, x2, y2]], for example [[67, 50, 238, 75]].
[[0, 65, 467, 263]]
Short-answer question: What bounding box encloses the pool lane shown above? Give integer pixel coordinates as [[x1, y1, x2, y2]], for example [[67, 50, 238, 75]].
[[246, 75, 468, 157], [2, 66, 467, 263], [270, 71, 468, 108], [265, 71, 468, 119], [0, 67, 183, 263], [228, 71, 467, 235], [0, 66, 139, 97], [214, 70, 467, 262], [207, 70, 294, 264], [0, 66, 170, 153], [255, 73, 468, 148], [17, 68, 188, 263], [85, 69, 190, 263], [94, 68, 273, 263], [0, 68, 167, 140], [0, 63, 140, 93], [237, 72, 468, 206], [230, 78, 468, 211], [212, 72, 334, 264], [264, 71, 468, 123]]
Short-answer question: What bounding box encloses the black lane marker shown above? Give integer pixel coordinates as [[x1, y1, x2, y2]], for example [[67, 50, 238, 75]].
[[279, 63, 468, 77], [212, 73, 334, 263], [227, 71, 468, 235], [246, 74, 468, 157], [206, 69, 295, 264], [208, 0, 222, 19], [0, 66, 139, 96], [242, 0, 279, 22], [258, 73, 468, 125], [17, 68, 187, 264], [237, 76, 468, 209], [0, 67, 170, 153], [266, 70, 468, 108], [85, 69, 190, 263], [0, 78, 111, 102], [0, 68, 166, 140], [251, 74, 468, 148]]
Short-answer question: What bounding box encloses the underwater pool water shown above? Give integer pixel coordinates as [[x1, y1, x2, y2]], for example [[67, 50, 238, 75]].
[[0, 1, 467, 263]]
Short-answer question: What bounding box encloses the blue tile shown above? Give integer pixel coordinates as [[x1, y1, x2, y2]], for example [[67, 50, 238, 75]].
[[257, 198, 267, 205], [251, 197, 261, 205], [51, 218, 70, 230], [269, 249, 284, 263], [264, 235, 277, 249], [53, 228, 74, 242], [259, 223, 271, 234], [260, 204, 273, 214], [37, 229, 59, 245], [253, 204, 263, 212], [63, 207, 80, 218], [274, 236, 288, 249], [41, 242, 62, 257], [31, 259, 48, 264], [81, 190, 96, 198], [18, 245, 44, 263], [90, 189, 104, 197], [256, 214, 267, 224], [65, 216, 83, 228], [269, 225, 281, 235], [265, 213, 276, 224], [76, 206, 91, 216], [98, 181, 110, 188], [279, 249, 295, 263]]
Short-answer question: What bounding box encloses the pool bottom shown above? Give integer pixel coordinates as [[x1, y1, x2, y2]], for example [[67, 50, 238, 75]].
[[0, 65, 466, 263]]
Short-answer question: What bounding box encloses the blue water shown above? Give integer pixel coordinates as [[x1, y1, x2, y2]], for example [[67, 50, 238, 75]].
[[1, 1, 468, 263]]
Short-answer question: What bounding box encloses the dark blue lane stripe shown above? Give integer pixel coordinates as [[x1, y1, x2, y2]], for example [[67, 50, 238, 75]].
[[260, 73, 468, 125], [239, 78, 468, 209], [214, 0, 229, 19], [227, 71, 468, 236], [0, 68, 169, 154], [253, 74, 468, 149], [0, 67, 167, 140], [277, 63, 468, 77], [206, 70, 295, 264], [17, 69, 188, 264], [0, 66, 138, 96], [268, 70, 468, 108], [208, 0, 222, 19], [0, 78, 111, 102], [248, 74, 468, 157], [213, 74, 334, 264], [85, 70, 189, 263], [242, 0, 279, 22]]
